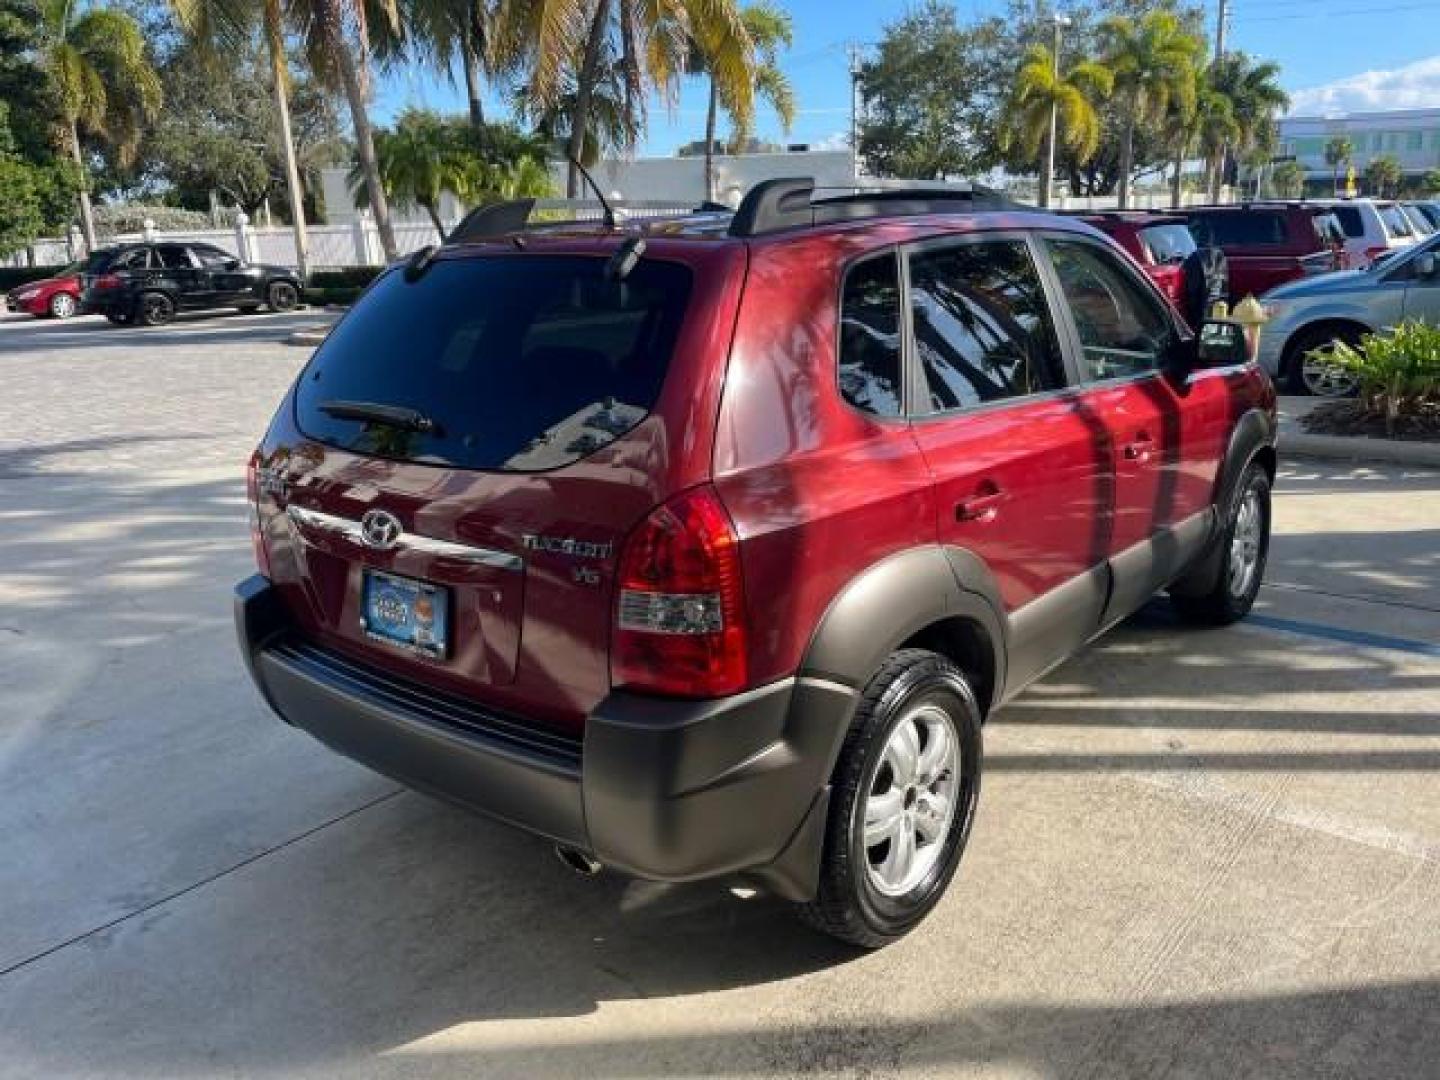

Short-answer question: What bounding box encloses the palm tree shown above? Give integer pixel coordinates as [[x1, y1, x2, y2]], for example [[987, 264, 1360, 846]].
[[1100, 10, 1201, 209], [1007, 42, 1112, 208], [291, 0, 401, 259], [1324, 135, 1353, 197], [387, 0, 504, 136], [1365, 154, 1402, 199], [169, 0, 313, 277], [353, 109, 476, 238], [1168, 67, 1235, 206], [696, 1, 794, 203], [1205, 53, 1288, 201], [40, 1, 162, 251], [504, 0, 753, 197]]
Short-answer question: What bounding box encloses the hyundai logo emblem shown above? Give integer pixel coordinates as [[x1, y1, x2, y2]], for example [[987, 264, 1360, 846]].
[[360, 509, 403, 550]]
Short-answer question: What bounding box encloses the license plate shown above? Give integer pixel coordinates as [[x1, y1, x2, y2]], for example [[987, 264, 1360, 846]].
[[361, 570, 449, 659]]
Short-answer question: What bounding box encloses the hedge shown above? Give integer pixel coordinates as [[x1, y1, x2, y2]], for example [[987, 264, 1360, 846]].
[[0, 266, 67, 290], [303, 286, 363, 307], [307, 267, 381, 290]]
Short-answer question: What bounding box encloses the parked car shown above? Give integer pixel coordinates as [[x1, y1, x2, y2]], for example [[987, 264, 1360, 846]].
[[4, 261, 83, 319], [1179, 203, 1347, 299], [1258, 230, 1440, 396], [235, 180, 1277, 948], [1318, 199, 1418, 267], [1074, 211, 1228, 328], [81, 242, 302, 326]]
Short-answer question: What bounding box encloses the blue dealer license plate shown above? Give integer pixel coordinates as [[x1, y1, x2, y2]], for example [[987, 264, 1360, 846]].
[[361, 570, 449, 659]]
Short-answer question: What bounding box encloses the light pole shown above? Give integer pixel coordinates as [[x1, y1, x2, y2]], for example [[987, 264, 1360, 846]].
[[1041, 13, 1072, 208]]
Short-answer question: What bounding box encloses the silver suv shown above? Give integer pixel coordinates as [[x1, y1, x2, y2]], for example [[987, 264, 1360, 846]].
[[1258, 232, 1440, 395]]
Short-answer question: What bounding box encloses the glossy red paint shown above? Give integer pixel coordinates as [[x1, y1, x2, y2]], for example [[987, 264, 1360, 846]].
[[249, 211, 1273, 743], [5, 273, 80, 317]]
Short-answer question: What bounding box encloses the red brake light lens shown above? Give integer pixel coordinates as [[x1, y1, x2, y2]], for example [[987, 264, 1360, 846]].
[[245, 451, 271, 577], [93, 273, 122, 289], [612, 485, 748, 698]]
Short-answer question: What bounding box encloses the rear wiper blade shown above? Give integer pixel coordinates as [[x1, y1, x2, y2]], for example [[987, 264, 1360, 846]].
[[318, 399, 441, 434]]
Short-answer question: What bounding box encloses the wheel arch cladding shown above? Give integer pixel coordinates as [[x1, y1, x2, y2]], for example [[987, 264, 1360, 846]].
[[799, 545, 1006, 720]]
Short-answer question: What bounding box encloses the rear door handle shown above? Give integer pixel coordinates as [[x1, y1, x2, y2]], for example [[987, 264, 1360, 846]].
[[1122, 433, 1155, 462], [956, 487, 1006, 521]]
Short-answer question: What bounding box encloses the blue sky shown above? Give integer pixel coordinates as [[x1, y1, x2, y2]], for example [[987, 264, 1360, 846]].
[[376, 0, 1440, 156]]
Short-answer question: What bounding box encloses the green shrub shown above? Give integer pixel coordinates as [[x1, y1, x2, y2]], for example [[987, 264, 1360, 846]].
[[0, 266, 67, 290], [1325, 320, 1440, 435], [303, 286, 362, 307]]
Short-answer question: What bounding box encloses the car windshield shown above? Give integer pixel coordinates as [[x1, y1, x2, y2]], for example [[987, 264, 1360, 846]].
[[1139, 223, 1197, 265], [294, 254, 693, 472], [1372, 230, 1440, 273]]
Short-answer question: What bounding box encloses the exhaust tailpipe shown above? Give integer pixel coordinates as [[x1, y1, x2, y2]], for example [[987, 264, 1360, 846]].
[[555, 844, 603, 877]]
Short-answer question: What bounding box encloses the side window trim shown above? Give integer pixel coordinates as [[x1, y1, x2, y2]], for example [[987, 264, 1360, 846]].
[[897, 229, 1074, 420], [1033, 230, 1187, 388]]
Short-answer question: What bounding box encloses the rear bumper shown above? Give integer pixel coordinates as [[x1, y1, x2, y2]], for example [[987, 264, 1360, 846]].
[[234, 575, 855, 898]]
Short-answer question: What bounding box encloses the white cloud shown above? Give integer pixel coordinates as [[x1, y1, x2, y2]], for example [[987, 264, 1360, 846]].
[[1288, 54, 1440, 116], [811, 131, 851, 152]]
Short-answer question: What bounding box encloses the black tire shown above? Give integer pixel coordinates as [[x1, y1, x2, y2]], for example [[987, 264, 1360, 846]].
[[266, 280, 299, 312], [1284, 324, 1362, 396], [136, 291, 175, 327], [48, 291, 78, 319], [797, 649, 983, 949], [1172, 463, 1271, 625]]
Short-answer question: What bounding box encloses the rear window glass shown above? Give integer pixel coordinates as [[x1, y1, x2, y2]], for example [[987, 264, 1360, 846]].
[[1331, 205, 1364, 237], [1188, 212, 1286, 247], [1380, 204, 1414, 238], [294, 255, 692, 472], [1138, 224, 1197, 265]]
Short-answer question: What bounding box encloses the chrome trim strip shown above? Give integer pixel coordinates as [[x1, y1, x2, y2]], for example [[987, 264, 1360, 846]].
[[285, 505, 523, 571]]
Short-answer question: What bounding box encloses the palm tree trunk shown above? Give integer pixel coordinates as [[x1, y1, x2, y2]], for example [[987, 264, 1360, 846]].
[[566, 0, 613, 198], [1210, 144, 1227, 201], [325, 2, 397, 261], [265, 0, 309, 280], [462, 31, 485, 133], [69, 123, 97, 253], [703, 77, 718, 202], [1117, 116, 1135, 209], [1171, 150, 1184, 207]]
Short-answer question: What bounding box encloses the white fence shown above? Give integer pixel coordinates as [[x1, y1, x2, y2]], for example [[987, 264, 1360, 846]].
[[3, 199, 705, 271]]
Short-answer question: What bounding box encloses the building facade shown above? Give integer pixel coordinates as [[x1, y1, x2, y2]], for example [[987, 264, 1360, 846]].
[[1278, 108, 1440, 184]]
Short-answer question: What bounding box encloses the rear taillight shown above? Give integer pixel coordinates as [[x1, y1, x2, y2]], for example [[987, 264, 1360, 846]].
[[93, 273, 122, 289], [245, 452, 271, 577], [612, 485, 748, 698]]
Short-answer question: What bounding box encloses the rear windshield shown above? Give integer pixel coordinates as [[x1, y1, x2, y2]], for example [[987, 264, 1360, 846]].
[[294, 255, 692, 472], [1379, 204, 1415, 238], [1188, 211, 1286, 247], [1138, 223, 1197, 265]]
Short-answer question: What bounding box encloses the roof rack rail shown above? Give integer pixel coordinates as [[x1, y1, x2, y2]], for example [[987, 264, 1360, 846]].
[[727, 177, 1024, 237]]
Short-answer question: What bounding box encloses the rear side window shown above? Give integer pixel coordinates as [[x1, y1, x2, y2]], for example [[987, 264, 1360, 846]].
[[1312, 213, 1346, 244], [907, 239, 1065, 412], [1380, 204, 1414, 238], [1138, 224, 1197, 265], [295, 255, 692, 472], [838, 252, 904, 417], [155, 244, 192, 268], [111, 248, 150, 271], [1189, 212, 1286, 247], [1331, 205, 1364, 237]]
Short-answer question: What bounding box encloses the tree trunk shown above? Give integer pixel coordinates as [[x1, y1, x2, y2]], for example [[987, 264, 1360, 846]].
[[424, 201, 446, 241], [327, 2, 397, 260], [462, 32, 485, 134], [703, 77, 718, 202], [69, 124, 96, 253], [566, 0, 613, 198], [1117, 115, 1135, 209], [266, 0, 310, 279], [1171, 150, 1184, 206], [1210, 144, 1227, 202]]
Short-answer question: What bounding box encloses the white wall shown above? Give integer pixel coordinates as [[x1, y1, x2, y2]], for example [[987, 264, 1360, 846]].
[[549, 150, 855, 206]]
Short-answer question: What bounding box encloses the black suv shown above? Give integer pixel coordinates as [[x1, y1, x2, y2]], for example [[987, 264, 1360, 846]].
[[81, 242, 302, 326]]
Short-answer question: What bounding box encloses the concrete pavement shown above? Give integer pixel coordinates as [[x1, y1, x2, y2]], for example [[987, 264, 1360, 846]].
[[1, 312, 1437, 1078]]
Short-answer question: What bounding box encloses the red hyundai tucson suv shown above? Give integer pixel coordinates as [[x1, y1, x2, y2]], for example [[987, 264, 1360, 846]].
[[236, 180, 1277, 948]]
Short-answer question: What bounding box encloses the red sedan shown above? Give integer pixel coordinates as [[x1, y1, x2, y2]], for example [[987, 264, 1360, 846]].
[[5, 263, 84, 319]]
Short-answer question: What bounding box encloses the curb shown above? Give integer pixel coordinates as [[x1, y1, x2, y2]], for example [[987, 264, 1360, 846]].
[[1280, 430, 1440, 468]]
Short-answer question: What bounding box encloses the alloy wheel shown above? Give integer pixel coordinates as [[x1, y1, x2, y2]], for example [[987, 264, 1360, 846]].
[[269, 282, 298, 311], [49, 293, 76, 319], [1301, 352, 1358, 397], [1228, 486, 1264, 598], [862, 702, 959, 897]]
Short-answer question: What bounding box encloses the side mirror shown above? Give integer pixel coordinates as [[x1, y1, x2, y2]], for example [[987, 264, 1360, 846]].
[[1195, 319, 1250, 368], [1415, 253, 1436, 278]]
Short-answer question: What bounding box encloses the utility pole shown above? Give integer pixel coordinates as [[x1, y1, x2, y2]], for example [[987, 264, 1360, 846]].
[[1041, 13, 1071, 208], [848, 43, 863, 185], [1214, 0, 1229, 59], [1211, 0, 1232, 200]]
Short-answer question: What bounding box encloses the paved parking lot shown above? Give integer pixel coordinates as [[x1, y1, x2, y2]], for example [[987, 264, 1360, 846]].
[[2, 310, 1438, 1078]]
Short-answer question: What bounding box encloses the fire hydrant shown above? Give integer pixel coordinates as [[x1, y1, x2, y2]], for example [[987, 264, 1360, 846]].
[[1230, 294, 1269, 363]]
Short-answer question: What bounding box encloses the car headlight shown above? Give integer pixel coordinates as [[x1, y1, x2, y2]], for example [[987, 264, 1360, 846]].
[[15, 288, 39, 300]]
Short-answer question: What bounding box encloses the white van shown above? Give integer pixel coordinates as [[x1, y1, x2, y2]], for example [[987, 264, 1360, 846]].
[[1317, 199, 1418, 266]]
